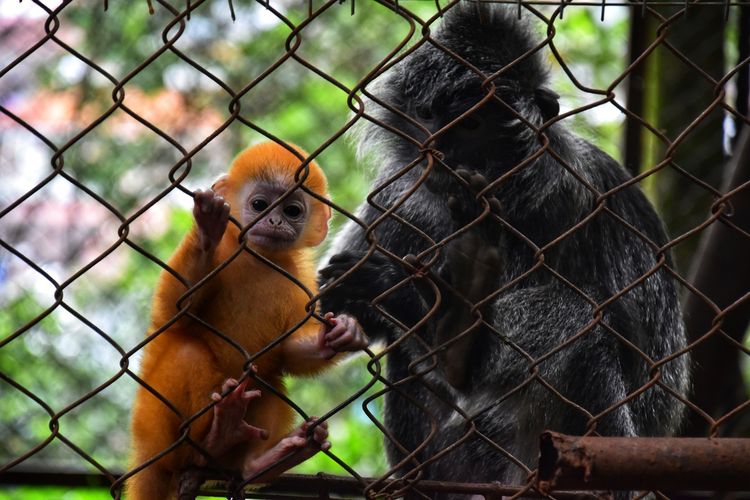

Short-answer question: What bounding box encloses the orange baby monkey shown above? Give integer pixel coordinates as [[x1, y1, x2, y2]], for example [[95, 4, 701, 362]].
[[127, 142, 367, 499]]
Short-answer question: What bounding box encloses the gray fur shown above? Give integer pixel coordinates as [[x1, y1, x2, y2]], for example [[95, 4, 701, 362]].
[[320, 4, 689, 497]]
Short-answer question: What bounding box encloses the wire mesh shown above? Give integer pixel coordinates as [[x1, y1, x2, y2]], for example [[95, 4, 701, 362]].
[[1, 0, 749, 499]]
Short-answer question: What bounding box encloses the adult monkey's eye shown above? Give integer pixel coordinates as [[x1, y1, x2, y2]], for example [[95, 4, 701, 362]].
[[416, 104, 433, 120], [460, 115, 481, 130], [252, 199, 268, 211], [284, 204, 302, 218]]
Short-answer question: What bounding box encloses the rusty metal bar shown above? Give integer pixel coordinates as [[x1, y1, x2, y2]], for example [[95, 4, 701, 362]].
[[0, 468, 588, 499], [538, 431, 750, 493], [1, 470, 601, 499], [0, 468, 115, 487], [197, 472, 600, 499]]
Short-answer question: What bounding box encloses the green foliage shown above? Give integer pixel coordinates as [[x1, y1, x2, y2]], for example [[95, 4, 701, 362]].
[[0, 488, 110, 500]]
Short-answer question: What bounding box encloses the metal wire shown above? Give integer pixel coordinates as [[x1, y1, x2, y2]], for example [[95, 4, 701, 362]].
[[1, 0, 749, 498]]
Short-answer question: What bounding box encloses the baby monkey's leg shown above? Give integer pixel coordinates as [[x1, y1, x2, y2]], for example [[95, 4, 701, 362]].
[[241, 419, 330, 484]]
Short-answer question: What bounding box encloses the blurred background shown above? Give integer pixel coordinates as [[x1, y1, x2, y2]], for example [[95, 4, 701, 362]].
[[0, 0, 747, 498]]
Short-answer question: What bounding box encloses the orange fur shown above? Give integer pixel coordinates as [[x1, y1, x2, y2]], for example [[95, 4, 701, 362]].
[[127, 142, 334, 499]]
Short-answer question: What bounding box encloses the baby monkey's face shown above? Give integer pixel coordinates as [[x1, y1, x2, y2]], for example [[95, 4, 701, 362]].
[[241, 179, 310, 252]]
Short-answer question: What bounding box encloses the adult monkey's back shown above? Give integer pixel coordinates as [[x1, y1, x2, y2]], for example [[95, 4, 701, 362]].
[[319, 2, 689, 494]]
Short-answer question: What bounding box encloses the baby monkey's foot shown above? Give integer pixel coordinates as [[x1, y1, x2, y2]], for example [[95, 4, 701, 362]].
[[202, 378, 267, 460]]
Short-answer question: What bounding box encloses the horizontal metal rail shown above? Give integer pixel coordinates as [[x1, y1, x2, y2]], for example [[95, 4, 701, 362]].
[[538, 431, 750, 493]]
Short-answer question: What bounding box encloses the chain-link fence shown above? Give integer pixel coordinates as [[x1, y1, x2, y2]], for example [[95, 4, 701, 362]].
[[1, 0, 749, 498]]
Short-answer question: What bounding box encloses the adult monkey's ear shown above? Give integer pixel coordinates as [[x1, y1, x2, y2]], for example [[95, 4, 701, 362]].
[[535, 88, 560, 122]]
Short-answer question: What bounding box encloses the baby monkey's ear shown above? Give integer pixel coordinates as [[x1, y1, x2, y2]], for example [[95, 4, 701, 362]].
[[306, 200, 332, 248], [211, 174, 230, 197]]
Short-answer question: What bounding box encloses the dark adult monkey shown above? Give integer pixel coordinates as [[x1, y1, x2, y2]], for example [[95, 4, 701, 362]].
[[319, 2, 689, 494]]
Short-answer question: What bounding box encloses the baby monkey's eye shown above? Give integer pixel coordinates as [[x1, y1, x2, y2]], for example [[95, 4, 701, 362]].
[[252, 199, 268, 211], [284, 204, 302, 218]]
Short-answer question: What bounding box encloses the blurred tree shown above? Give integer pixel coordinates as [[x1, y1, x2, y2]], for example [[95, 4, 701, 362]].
[[650, 4, 726, 272]]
